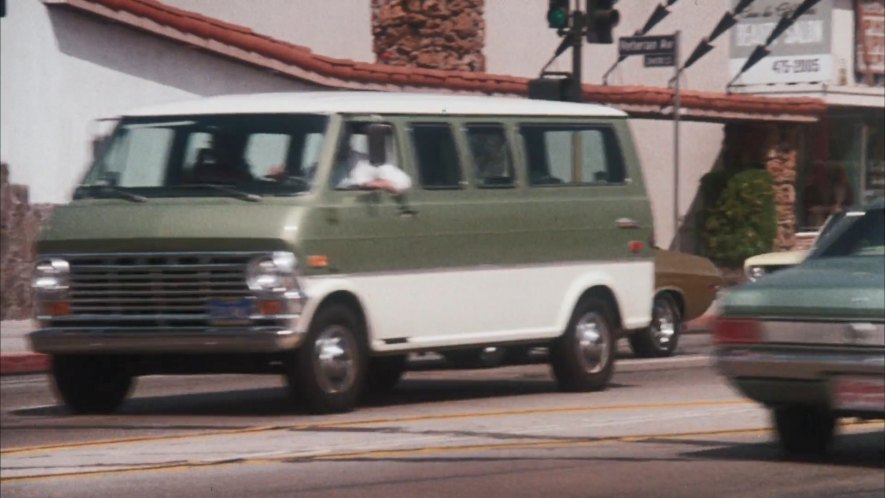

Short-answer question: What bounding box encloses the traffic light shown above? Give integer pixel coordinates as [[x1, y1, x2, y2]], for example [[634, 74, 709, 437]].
[[586, 0, 620, 44], [547, 0, 570, 30]]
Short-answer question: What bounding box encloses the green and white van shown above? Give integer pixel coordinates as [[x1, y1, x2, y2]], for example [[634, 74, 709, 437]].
[[30, 92, 655, 414]]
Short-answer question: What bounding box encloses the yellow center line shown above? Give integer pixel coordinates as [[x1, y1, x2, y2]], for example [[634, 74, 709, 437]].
[[0, 399, 750, 456], [2, 420, 882, 484]]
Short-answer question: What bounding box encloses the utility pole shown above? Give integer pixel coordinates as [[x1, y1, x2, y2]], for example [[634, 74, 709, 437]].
[[569, 10, 584, 102]]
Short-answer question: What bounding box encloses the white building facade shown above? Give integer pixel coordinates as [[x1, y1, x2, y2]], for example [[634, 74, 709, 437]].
[[2, 0, 882, 248]]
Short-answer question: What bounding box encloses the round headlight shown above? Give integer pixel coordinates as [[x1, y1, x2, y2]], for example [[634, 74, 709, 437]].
[[32, 258, 70, 293], [246, 252, 297, 293], [746, 265, 767, 282]]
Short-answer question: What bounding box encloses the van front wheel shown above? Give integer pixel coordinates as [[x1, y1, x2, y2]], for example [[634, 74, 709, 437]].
[[550, 298, 616, 392], [51, 355, 133, 414], [287, 304, 367, 414]]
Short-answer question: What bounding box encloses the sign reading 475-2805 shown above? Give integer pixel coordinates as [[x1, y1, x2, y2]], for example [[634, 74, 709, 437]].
[[729, 0, 833, 85]]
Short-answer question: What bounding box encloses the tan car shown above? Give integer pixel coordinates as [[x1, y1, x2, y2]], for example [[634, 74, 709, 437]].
[[743, 212, 850, 282], [627, 249, 723, 357]]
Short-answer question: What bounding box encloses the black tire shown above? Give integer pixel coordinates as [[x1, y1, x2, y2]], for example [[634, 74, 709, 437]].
[[286, 304, 367, 414], [549, 297, 617, 392], [366, 355, 407, 393], [442, 347, 507, 369], [628, 293, 682, 358], [772, 405, 836, 456], [51, 355, 133, 414]]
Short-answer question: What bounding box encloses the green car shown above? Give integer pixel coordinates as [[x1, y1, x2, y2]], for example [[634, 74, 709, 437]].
[[714, 199, 885, 455]]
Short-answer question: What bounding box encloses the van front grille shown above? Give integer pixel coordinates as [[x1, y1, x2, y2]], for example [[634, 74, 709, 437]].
[[46, 252, 262, 327]]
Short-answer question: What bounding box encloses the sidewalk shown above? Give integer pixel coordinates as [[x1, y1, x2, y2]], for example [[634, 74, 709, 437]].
[[0, 320, 47, 375], [0, 311, 717, 376]]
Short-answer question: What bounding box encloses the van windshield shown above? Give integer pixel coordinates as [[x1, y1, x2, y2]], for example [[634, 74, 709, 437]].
[[77, 114, 329, 200]]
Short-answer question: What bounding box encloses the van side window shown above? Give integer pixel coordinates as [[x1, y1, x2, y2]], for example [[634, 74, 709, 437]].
[[466, 125, 515, 188], [411, 123, 462, 189], [331, 121, 399, 190], [520, 125, 625, 186]]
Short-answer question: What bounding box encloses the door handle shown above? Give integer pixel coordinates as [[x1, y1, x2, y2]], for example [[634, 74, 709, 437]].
[[616, 218, 640, 229]]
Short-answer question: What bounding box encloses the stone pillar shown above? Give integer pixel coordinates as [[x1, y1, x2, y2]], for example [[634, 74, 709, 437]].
[[762, 124, 801, 251], [371, 0, 486, 72], [722, 122, 802, 251], [1, 163, 55, 320]]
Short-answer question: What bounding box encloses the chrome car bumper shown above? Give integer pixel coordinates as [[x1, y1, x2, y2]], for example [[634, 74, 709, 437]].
[[715, 346, 885, 380], [715, 346, 885, 414], [29, 326, 305, 354]]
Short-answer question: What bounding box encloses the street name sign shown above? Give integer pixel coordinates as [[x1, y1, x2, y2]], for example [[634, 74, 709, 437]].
[[618, 35, 677, 67], [619, 35, 676, 56], [644, 54, 675, 67]]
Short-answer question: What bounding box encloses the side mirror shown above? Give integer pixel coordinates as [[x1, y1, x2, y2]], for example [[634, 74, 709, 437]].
[[366, 123, 391, 166]]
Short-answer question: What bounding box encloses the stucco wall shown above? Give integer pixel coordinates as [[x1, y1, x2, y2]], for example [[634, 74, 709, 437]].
[[3, 0, 874, 246], [0, 0, 317, 204], [162, 0, 375, 63]]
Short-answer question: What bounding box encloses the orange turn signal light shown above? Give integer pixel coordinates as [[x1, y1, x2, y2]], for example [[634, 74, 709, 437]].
[[44, 301, 72, 316], [307, 255, 329, 268], [257, 300, 285, 316]]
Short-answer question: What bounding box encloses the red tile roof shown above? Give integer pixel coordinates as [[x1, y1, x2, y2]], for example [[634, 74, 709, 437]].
[[48, 0, 827, 122]]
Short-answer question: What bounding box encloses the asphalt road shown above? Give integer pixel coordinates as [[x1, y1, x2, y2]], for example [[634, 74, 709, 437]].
[[2, 342, 883, 497]]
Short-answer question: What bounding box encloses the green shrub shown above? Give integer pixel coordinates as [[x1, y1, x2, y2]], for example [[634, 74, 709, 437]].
[[699, 168, 776, 267]]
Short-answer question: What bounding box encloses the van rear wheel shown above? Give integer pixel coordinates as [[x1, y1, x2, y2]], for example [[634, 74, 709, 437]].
[[549, 298, 616, 392], [286, 304, 367, 414], [51, 355, 133, 414]]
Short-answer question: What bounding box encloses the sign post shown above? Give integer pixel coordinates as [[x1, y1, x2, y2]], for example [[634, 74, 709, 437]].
[[673, 31, 681, 252]]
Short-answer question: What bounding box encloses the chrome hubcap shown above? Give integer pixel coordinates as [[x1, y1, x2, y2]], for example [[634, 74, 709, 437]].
[[313, 325, 357, 394], [574, 312, 609, 374], [651, 300, 676, 350]]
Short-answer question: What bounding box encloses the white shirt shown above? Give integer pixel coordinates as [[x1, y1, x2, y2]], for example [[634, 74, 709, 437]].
[[338, 159, 412, 193]]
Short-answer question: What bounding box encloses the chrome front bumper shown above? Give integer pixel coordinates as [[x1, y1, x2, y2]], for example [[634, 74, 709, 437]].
[[29, 326, 305, 354]]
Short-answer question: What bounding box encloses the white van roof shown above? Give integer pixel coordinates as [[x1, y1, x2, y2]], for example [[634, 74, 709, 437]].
[[123, 91, 627, 118]]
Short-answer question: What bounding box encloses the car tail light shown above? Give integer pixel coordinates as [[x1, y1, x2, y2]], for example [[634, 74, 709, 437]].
[[713, 318, 762, 345]]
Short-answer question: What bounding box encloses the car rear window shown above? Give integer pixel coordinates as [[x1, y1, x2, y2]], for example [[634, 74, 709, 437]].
[[817, 207, 884, 257]]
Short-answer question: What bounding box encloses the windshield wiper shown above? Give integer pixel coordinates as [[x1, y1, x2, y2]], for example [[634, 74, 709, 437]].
[[181, 184, 262, 202], [77, 185, 148, 203]]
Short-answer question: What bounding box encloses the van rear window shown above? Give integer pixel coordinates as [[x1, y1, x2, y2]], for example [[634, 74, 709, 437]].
[[520, 125, 626, 186]]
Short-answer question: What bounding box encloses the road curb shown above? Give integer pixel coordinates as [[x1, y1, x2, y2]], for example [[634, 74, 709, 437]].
[[0, 352, 49, 376], [617, 354, 711, 372]]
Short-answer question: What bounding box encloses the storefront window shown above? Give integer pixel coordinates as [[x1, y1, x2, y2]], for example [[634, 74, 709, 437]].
[[799, 118, 861, 229], [862, 118, 885, 204]]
